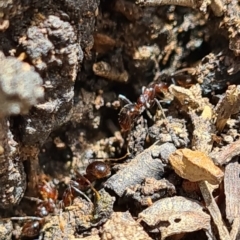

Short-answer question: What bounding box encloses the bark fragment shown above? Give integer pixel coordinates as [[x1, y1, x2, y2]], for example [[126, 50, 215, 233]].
[[105, 143, 176, 197]]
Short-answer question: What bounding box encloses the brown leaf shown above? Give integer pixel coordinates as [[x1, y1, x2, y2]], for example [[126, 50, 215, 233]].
[[169, 148, 224, 184], [139, 196, 212, 240]]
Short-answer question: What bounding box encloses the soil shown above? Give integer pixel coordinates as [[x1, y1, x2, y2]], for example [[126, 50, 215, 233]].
[[0, 0, 240, 239]]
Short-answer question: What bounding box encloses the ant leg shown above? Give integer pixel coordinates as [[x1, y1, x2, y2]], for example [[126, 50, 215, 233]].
[[24, 196, 43, 203], [89, 184, 101, 202], [141, 86, 146, 93], [170, 76, 177, 85], [39, 232, 44, 240], [118, 94, 132, 105], [146, 109, 153, 120], [154, 98, 167, 118], [69, 184, 91, 203], [154, 99, 180, 147], [172, 67, 195, 75]]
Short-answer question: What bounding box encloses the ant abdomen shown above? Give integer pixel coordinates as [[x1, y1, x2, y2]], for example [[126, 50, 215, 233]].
[[86, 161, 111, 181], [21, 220, 44, 238], [118, 103, 140, 131]]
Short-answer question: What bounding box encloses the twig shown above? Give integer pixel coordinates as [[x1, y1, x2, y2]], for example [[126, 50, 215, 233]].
[[136, 0, 224, 16], [199, 181, 231, 240]]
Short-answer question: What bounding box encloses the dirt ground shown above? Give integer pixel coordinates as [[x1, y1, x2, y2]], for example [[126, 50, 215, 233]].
[[0, 0, 240, 239]]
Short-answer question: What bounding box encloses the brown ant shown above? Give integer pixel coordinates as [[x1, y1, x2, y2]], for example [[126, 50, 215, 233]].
[[118, 81, 169, 131], [118, 68, 199, 131], [10, 180, 59, 238], [62, 160, 111, 207], [62, 154, 129, 207], [9, 161, 111, 238]]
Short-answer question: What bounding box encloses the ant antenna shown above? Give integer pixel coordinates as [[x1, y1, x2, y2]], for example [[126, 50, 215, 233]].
[[104, 152, 129, 162], [119, 94, 132, 105], [89, 184, 101, 202], [171, 68, 196, 85], [173, 67, 195, 75], [10, 216, 43, 221], [88, 152, 129, 163]]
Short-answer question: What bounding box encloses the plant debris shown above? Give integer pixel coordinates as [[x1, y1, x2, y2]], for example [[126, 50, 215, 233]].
[[169, 148, 224, 185], [224, 157, 240, 240], [0, 0, 240, 239], [139, 196, 213, 239], [102, 211, 151, 240], [105, 143, 176, 197]]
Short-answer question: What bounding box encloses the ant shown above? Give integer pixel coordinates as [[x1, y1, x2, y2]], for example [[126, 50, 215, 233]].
[[118, 81, 169, 131], [10, 180, 59, 238], [62, 154, 129, 207], [118, 68, 198, 131], [9, 161, 112, 238], [62, 160, 111, 207]]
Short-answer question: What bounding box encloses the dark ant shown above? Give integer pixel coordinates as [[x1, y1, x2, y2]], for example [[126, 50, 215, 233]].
[[118, 81, 169, 131], [118, 68, 198, 131]]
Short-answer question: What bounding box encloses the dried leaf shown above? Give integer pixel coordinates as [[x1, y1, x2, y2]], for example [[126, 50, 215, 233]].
[[169, 84, 212, 112], [169, 84, 202, 110], [102, 211, 151, 240], [215, 85, 240, 132], [169, 148, 224, 184], [139, 196, 212, 240]]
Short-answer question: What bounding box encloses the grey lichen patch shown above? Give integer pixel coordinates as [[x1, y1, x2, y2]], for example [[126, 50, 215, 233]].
[[0, 51, 44, 116], [0, 118, 26, 209]]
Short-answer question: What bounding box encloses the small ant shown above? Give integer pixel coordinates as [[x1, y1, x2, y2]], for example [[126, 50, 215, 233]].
[[8, 180, 58, 238], [62, 161, 111, 207], [118, 81, 169, 131], [118, 68, 198, 131], [10, 161, 112, 238], [22, 180, 58, 238], [62, 155, 129, 207]]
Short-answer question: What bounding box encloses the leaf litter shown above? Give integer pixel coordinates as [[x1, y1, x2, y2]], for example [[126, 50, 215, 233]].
[[2, 1, 240, 240]]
